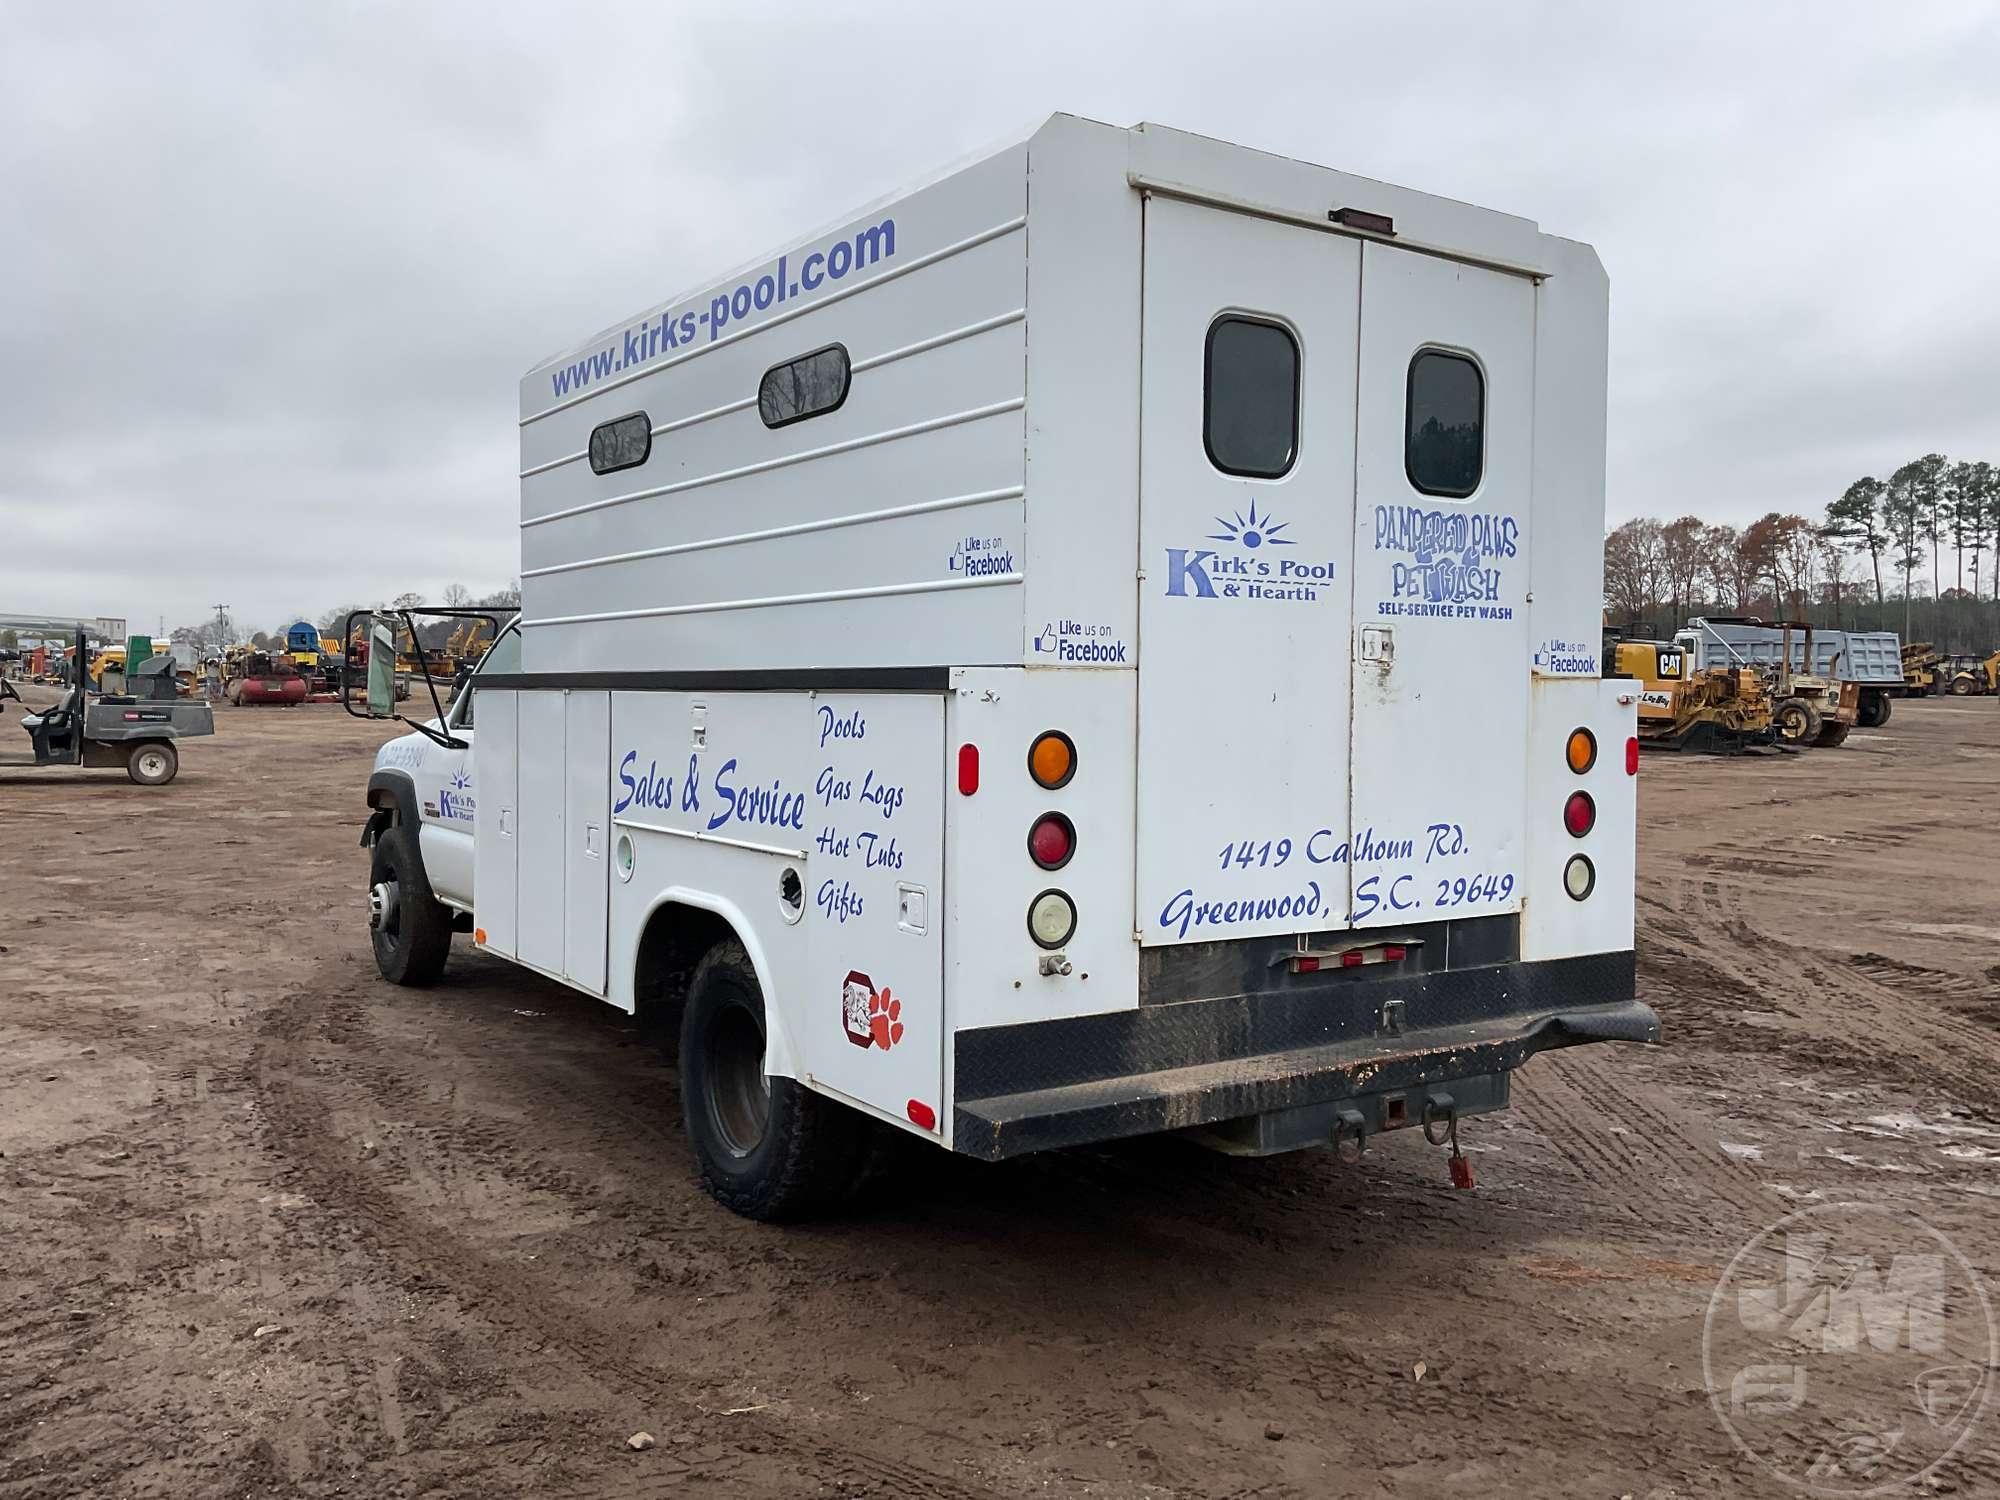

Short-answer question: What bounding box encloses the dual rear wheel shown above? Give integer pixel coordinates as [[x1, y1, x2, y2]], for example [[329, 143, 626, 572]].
[[678, 942, 870, 1222]]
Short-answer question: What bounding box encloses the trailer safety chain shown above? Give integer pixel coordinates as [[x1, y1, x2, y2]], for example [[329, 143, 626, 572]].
[[1423, 1096, 1476, 1190]]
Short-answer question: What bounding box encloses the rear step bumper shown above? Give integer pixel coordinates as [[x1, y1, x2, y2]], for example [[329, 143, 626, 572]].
[[952, 952, 1654, 1160]]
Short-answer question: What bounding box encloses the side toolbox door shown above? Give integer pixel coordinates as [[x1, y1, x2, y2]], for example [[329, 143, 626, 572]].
[[516, 691, 567, 975], [1347, 244, 1536, 928], [804, 694, 945, 1131], [473, 689, 518, 957], [563, 691, 610, 994]]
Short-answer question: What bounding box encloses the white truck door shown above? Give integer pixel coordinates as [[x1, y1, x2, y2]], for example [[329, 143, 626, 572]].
[[424, 625, 522, 910], [412, 731, 476, 907], [1136, 196, 1360, 944], [1347, 245, 1535, 928]]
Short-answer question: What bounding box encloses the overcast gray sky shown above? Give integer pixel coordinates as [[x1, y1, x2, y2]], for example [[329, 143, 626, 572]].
[[3, 1, 1996, 637]]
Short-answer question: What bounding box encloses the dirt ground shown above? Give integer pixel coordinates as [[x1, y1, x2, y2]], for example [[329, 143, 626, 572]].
[[2, 687, 1997, 1499]]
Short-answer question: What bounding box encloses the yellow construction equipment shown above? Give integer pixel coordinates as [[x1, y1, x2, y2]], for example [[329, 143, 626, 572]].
[[1900, 642, 1944, 697], [1608, 638, 1780, 754], [1945, 649, 2000, 696]]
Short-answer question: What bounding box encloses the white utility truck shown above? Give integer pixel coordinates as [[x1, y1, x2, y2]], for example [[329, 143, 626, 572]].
[[355, 115, 1656, 1220]]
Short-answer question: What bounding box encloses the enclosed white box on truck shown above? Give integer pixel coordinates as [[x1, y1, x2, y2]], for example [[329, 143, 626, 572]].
[[357, 114, 1656, 1219]]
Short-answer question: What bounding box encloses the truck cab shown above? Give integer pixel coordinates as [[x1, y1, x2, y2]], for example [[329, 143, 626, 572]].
[[362, 621, 521, 947]]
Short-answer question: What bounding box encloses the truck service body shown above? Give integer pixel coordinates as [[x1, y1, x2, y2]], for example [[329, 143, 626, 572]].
[[363, 115, 1656, 1215]]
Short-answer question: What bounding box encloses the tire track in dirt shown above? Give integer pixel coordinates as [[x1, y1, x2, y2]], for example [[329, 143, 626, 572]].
[[247, 982, 1009, 1500], [1676, 872, 2000, 1118], [1515, 1045, 1774, 1245]]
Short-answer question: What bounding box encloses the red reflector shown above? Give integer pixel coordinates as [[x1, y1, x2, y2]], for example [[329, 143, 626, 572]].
[[957, 742, 979, 795], [1295, 955, 1321, 972], [1028, 813, 1074, 869], [1625, 736, 1639, 775], [1382, 945, 1407, 961], [1342, 951, 1364, 968], [906, 1099, 936, 1131], [1564, 790, 1596, 838]]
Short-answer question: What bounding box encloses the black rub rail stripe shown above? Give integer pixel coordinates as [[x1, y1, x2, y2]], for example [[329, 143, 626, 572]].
[[474, 667, 951, 692]]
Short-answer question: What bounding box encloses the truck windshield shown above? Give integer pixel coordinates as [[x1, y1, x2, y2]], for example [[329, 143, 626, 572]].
[[453, 626, 520, 728]]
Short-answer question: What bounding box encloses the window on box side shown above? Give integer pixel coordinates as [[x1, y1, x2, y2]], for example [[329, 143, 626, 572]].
[[759, 344, 851, 428], [1405, 350, 1484, 497], [588, 412, 651, 475], [1203, 316, 1299, 479]]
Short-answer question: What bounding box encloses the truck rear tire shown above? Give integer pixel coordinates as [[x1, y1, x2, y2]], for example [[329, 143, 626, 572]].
[[368, 821, 452, 987], [680, 940, 865, 1221], [126, 741, 178, 785]]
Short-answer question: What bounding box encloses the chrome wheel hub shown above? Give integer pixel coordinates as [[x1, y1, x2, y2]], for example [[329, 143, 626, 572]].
[[369, 880, 398, 933]]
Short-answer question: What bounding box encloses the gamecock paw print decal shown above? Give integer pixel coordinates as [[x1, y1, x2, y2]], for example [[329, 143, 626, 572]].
[[868, 988, 903, 1050], [841, 971, 906, 1051]]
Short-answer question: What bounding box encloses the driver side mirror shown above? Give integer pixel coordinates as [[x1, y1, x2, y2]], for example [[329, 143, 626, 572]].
[[365, 619, 399, 719]]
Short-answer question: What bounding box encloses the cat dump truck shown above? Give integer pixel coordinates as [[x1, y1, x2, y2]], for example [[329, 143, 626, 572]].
[[1606, 638, 1776, 753], [1676, 619, 1859, 747], [348, 115, 1655, 1220]]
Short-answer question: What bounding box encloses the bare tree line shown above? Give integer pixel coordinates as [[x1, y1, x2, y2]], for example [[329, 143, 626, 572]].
[[1606, 454, 2000, 651]]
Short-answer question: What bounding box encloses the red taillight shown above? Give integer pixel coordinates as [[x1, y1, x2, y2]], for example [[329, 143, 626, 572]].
[[907, 1099, 937, 1131], [1382, 944, 1407, 961], [1028, 813, 1075, 869], [1625, 736, 1639, 775], [957, 742, 979, 795], [1563, 791, 1596, 838], [1342, 951, 1364, 968]]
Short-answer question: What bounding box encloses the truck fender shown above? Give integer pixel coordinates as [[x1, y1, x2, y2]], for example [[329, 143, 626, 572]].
[[363, 768, 418, 847], [631, 886, 802, 1083]]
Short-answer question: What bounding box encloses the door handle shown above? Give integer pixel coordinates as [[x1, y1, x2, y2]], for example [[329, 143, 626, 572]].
[[1358, 625, 1395, 664]]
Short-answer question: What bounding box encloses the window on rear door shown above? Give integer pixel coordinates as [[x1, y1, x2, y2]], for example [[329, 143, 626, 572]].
[[1405, 349, 1484, 497], [1203, 315, 1299, 479]]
